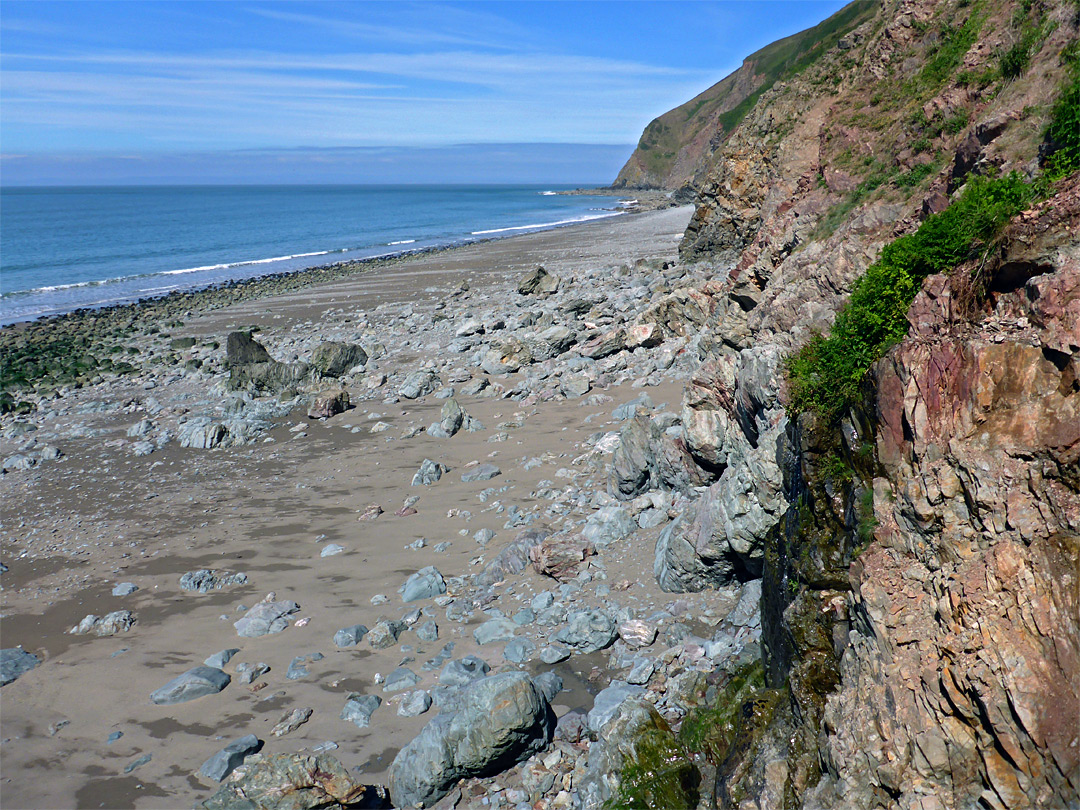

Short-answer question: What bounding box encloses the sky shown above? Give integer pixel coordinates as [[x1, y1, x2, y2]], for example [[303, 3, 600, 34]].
[[1, 1, 851, 184]]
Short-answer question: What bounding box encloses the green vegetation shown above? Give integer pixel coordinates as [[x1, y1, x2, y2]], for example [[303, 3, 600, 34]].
[[788, 172, 1032, 420], [607, 727, 700, 810], [1041, 50, 1080, 181], [856, 488, 878, 549], [678, 661, 766, 766], [902, 8, 984, 101]]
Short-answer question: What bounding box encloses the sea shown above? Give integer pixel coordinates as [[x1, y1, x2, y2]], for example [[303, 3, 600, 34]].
[[0, 185, 627, 326]]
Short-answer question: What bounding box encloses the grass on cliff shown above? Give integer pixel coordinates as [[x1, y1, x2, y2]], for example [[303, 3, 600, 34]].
[[786, 171, 1032, 420]]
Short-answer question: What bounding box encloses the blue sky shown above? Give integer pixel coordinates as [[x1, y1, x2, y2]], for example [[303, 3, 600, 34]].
[[2, 1, 850, 183]]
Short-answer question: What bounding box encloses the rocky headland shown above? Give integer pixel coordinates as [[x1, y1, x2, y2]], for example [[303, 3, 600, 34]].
[[2, 0, 1078, 808]]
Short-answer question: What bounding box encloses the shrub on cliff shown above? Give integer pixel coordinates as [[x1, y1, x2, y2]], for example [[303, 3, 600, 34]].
[[786, 172, 1031, 420]]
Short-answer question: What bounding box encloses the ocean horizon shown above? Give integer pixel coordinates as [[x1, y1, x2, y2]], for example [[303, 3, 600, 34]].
[[0, 184, 627, 325]]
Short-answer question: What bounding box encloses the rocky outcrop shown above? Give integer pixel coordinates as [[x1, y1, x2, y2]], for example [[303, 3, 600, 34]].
[[201, 753, 384, 810]]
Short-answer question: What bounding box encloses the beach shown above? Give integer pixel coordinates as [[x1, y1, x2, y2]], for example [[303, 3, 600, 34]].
[[0, 204, 764, 809]]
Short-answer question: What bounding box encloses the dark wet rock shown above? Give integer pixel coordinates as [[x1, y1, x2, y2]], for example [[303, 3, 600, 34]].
[[199, 734, 262, 782], [200, 753, 383, 810], [69, 610, 136, 637], [555, 610, 617, 654], [388, 672, 554, 808], [0, 648, 40, 686], [150, 666, 230, 705], [311, 341, 368, 378], [179, 569, 248, 593], [234, 600, 300, 637], [439, 655, 490, 688], [475, 528, 551, 587], [518, 266, 560, 296], [226, 332, 272, 366], [341, 694, 382, 729], [461, 464, 501, 482], [532, 672, 563, 703], [307, 389, 349, 419], [400, 566, 447, 602], [333, 624, 369, 648], [411, 459, 449, 486]]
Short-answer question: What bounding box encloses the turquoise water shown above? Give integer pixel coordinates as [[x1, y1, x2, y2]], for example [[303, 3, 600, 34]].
[[0, 185, 624, 324]]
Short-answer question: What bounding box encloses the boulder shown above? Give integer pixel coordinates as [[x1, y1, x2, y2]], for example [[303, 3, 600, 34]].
[[151, 666, 230, 705], [180, 569, 248, 593], [399, 370, 439, 399], [555, 610, 617, 653], [226, 332, 272, 366], [461, 464, 501, 482], [199, 734, 262, 782], [473, 618, 517, 645], [234, 600, 300, 637], [518, 266, 560, 296], [200, 753, 381, 810], [388, 672, 554, 808], [440, 655, 490, 687], [411, 459, 449, 486], [341, 694, 382, 728], [581, 506, 636, 547], [307, 389, 349, 419], [587, 681, 645, 733], [480, 338, 533, 376], [311, 341, 367, 378], [229, 360, 310, 396], [475, 528, 552, 587], [428, 398, 465, 438], [400, 566, 447, 602], [178, 417, 228, 450], [578, 329, 627, 360], [69, 610, 136, 637]]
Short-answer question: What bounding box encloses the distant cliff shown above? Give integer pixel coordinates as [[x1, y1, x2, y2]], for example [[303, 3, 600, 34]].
[[611, 0, 878, 193]]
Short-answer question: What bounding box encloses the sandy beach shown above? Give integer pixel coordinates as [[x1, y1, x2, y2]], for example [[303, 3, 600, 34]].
[[0, 205, 757, 809]]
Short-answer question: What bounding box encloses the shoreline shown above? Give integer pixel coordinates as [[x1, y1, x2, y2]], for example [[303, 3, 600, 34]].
[[1, 206, 679, 410], [1, 189, 643, 331]]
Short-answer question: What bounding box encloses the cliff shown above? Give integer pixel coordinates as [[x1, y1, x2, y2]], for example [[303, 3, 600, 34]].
[[612, 0, 879, 193], [599, 0, 1080, 806]]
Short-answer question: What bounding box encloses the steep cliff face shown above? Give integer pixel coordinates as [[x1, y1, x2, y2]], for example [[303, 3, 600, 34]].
[[610, 0, 1080, 806], [611, 0, 878, 193]]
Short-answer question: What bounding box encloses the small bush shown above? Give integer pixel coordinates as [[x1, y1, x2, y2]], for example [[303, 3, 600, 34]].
[[1000, 43, 1031, 79], [787, 172, 1031, 420], [1041, 62, 1080, 179]]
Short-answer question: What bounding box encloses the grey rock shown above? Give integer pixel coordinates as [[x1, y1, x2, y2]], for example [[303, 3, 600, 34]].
[[150, 666, 230, 705], [626, 659, 656, 685], [286, 652, 323, 680], [560, 373, 591, 398], [512, 608, 535, 626], [178, 417, 228, 450], [384, 667, 421, 692], [530, 591, 555, 612], [333, 624, 369, 647], [503, 638, 536, 664], [320, 543, 346, 557], [235, 662, 270, 685], [69, 610, 136, 637], [398, 690, 433, 717], [204, 648, 240, 669], [428, 398, 466, 439], [518, 266, 560, 296], [388, 672, 554, 808], [124, 753, 152, 774], [416, 620, 439, 642], [226, 331, 272, 365], [311, 341, 367, 377], [400, 370, 439, 399], [180, 569, 248, 593], [112, 582, 139, 596], [234, 600, 300, 637], [200, 753, 376, 810], [581, 506, 636, 547], [1, 648, 40, 686], [400, 566, 447, 602], [439, 655, 489, 687], [199, 734, 262, 782], [411, 458, 449, 486], [341, 694, 382, 728], [473, 618, 517, 645], [461, 464, 501, 483], [473, 528, 496, 546], [555, 610, 617, 653], [539, 646, 570, 664], [475, 528, 551, 587]]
